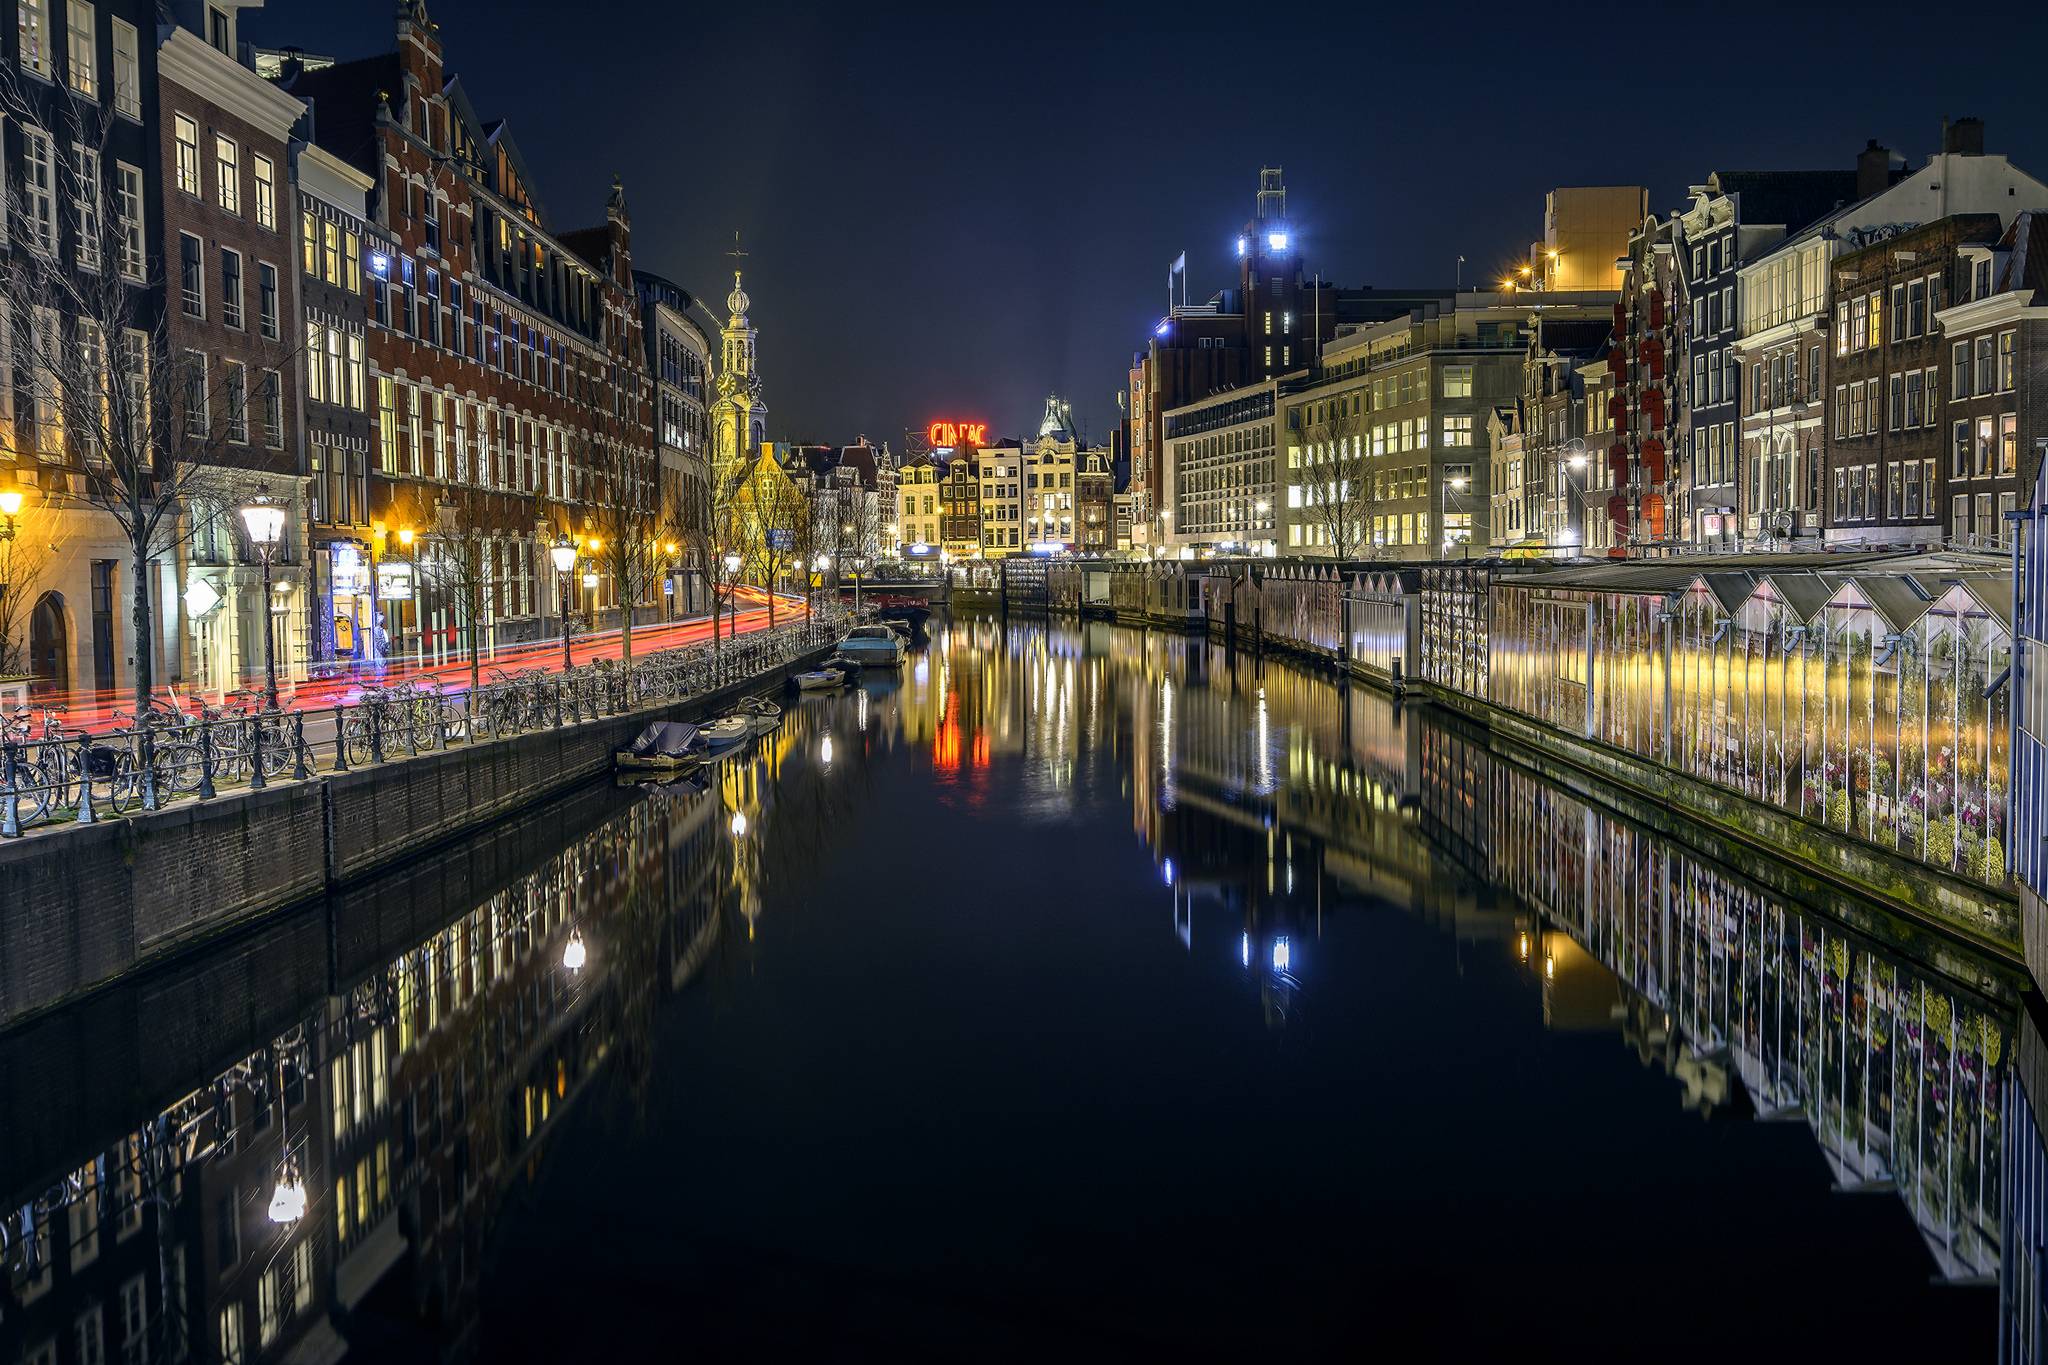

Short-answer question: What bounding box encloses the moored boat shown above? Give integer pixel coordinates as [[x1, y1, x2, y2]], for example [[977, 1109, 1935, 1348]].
[[615, 720, 705, 773], [835, 624, 907, 666]]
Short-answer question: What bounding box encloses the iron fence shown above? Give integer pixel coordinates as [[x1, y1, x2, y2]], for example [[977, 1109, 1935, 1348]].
[[0, 613, 847, 837]]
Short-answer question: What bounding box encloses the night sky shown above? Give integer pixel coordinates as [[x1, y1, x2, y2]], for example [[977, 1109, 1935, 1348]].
[[254, 1, 2048, 448]]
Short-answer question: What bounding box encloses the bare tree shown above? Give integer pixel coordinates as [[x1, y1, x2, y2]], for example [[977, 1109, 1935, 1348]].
[[0, 77, 300, 708], [0, 492, 63, 678], [386, 478, 540, 695], [578, 431, 663, 669], [1295, 399, 1382, 560]]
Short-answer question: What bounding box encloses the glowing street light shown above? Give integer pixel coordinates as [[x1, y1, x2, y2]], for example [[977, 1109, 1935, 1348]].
[[267, 1170, 307, 1225], [0, 475, 27, 540], [237, 486, 287, 709], [549, 534, 578, 671]]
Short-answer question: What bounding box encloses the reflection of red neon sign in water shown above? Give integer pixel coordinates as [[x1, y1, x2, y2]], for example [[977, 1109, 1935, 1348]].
[[926, 420, 988, 448], [934, 692, 960, 772]]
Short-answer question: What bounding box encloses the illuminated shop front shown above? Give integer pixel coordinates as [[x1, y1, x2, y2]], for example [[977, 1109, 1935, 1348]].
[[1487, 557, 2015, 890]]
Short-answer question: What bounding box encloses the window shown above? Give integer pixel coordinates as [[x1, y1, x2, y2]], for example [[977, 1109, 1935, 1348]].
[[1867, 290, 1882, 349], [182, 350, 207, 437], [71, 143, 98, 271], [1441, 365, 1473, 398], [19, 0, 49, 75], [179, 233, 203, 316], [322, 219, 339, 284], [1889, 283, 1904, 343], [2002, 412, 2018, 475], [220, 247, 242, 328], [345, 231, 361, 292], [336, 331, 360, 411], [1834, 301, 1849, 356], [257, 261, 278, 338], [1850, 295, 1867, 351], [1999, 330, 2016, 392], [224, 359, 245, 442], [118, 1276, 147, 1364], [1905, 368, 1924, 429], [74, 1306, 103, 1365], [1887, 373, 1903, 431], [1905, 460, 1923, 519], [250, 151, 276, 230], [1953, 341, 1971, 399], [261, 369, 280, 446], [1977, 415, 1995, 476], [174, 115, 199, 195], [1977, 335, 1996, 395], [1888, 463, 1901, 519], [300, 207, 317, 276], [114, 161, 141, 278], [110, 17, 135, 117], [1953, 420, 1971, 477], [1954, 493, 1970, 540], [1924, 367, 1941, 426], [376, 377, 395, 469], [21, 126, 55, 253], [304, 320, 323, 403], [214, 134, 238, 213], [65, 0, 93, 97], [1908, 278, 1926, 336], [212, 1303, 245, 1365], [1848, 381, 1866, 437], [325, 327, 341, 405]]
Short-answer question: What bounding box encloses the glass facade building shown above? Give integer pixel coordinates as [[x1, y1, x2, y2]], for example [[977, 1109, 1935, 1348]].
[[1487, 557, 2016, 891]]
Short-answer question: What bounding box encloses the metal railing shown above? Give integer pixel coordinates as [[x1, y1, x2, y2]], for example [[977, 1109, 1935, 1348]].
[[0, 612, 848, 837]]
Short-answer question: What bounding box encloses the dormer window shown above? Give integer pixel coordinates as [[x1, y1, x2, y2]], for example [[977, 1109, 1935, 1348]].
[[1974, 258, 1991, 300], [207, 5, 229, 53]]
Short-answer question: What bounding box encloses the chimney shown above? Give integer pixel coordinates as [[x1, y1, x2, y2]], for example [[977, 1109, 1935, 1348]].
[[1943, 117, 1986, 156], [1856, 140, 1892, 200]]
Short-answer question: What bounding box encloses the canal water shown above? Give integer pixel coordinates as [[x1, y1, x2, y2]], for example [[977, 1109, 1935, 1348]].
[[0, 618, 2030, 1362]]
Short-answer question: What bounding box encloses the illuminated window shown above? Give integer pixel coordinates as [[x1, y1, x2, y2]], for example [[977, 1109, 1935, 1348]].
[[174, 114, 199, 195], [214, 134, 238, 213], [65, 0, 93, 97], [111, 16, 136, 116], [18, 0, 49, 74]]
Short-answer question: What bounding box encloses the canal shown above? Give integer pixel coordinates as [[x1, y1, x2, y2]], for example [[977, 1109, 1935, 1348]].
[[0, 617, 2031, 1361]]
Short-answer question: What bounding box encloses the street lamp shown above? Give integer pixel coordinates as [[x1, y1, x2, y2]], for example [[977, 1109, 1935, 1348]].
[[266, 1166, 307, 1226], [0, 476, 24, 540], [549, 534, 578, 671], [238, 486, 287, 709]]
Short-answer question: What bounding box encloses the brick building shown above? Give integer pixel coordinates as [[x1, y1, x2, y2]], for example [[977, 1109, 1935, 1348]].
[[274, 0, 654, 667], [0, 0, 167, 700], [1823, 214, 2001, 547], [293, 140, 388, 669], [1933, 210, 2048, 547], [159, 11, 310, 694]]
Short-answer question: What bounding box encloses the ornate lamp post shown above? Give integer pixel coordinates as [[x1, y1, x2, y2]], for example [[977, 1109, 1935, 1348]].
[[549, 534, 578, 672], [237, 487, 287, 709]]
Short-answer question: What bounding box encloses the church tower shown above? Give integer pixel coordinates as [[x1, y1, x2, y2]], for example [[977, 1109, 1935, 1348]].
[[710, 269, 766, 486]]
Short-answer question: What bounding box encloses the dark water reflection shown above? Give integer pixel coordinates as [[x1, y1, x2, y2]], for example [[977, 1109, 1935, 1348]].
[[0, 618, 2036, 1362]]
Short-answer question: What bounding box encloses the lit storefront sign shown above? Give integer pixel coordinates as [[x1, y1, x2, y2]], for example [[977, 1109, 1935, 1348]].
[[183, 577, 223, 617], [926, 420, 988, 449], [377, 562, 415, 601], [330, 544, 364, 594]]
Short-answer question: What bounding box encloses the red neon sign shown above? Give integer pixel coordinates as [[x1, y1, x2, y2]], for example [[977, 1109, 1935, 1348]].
[[926, 420, 988, 448]]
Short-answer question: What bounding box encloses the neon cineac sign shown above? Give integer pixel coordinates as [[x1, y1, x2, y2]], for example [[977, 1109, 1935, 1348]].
[[926, 420, 988, 448]]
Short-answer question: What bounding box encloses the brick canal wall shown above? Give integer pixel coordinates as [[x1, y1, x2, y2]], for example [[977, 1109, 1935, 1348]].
[[0, 648, 830, 1029]]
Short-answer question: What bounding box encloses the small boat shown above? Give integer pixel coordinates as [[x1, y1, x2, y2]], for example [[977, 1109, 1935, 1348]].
[[702, 697, 784, 752], [616, 720, 704, 773], [794, 665, 853, 692], [835, 624, 907, 666]]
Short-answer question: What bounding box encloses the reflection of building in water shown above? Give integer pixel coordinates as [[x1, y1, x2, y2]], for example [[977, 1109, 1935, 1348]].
[[0, 784, 729, 1364], [1427, 721, 2013, 1283]]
